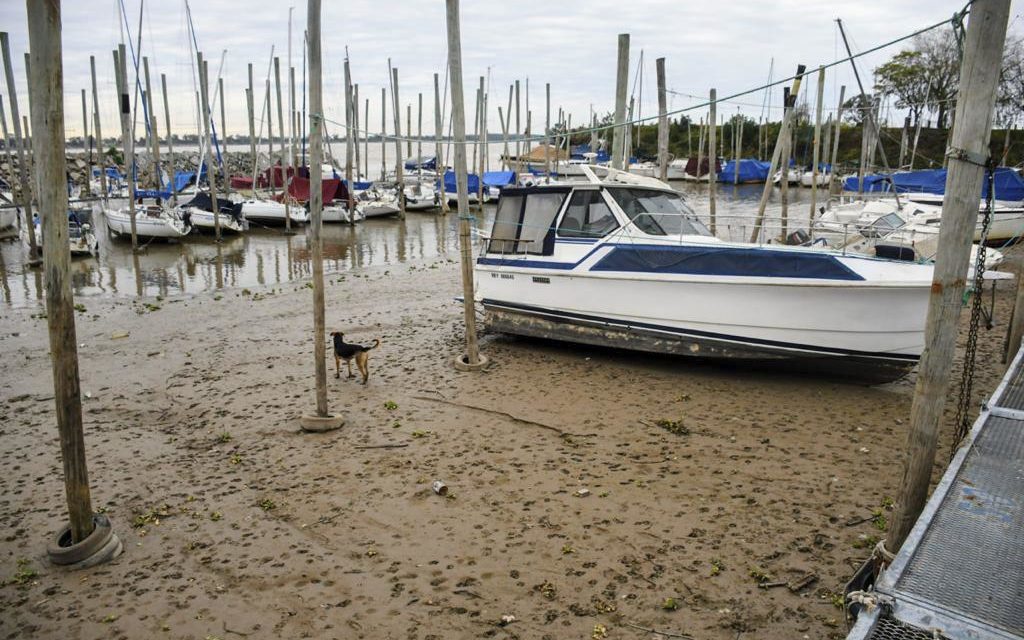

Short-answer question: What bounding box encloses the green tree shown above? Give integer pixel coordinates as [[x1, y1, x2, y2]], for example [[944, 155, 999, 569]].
[[874, 51, 929, 126]]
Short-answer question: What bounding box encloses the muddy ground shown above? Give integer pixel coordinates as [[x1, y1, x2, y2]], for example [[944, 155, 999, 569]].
[[0, 246, 1017, 640]]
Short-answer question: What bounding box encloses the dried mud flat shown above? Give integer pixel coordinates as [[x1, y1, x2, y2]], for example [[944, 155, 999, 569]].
[[0, 247, 1017, 640]]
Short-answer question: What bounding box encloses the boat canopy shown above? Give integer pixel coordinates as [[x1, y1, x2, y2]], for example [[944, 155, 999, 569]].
[[439, 170, 480, 194], [843, 167, 1024, 201], [404, 155, 437, 171], [483, 171, 516, 188], [718, 159, 771, 183], [278, 176, 348, 204], [683, 157, 722, 177], [92, 167, 125, 180], [185, 192, 236, 213]]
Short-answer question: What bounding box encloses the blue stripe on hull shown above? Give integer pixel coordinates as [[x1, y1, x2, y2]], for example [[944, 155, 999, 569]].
[[482, 298, 919, 363], [478, 243, 864, 281]]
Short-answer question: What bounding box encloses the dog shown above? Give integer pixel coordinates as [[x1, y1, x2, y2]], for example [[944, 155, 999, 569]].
[[330, 332, 380, 384]]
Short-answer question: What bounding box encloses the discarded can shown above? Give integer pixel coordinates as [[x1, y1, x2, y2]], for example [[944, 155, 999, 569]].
[[432, 480, 448, 496]]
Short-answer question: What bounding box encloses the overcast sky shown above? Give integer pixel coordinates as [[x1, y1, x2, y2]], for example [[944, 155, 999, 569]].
[[1, 0, 1019, 142]]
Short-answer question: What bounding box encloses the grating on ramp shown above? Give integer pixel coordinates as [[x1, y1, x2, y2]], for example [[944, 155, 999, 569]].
[[994, 361, 1024, 410], [866, 615, 952, 640], [893, 415, 1024, 635]]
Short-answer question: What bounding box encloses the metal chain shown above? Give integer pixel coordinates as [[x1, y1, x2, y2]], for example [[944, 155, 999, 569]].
[[952, 164, 996, 452]]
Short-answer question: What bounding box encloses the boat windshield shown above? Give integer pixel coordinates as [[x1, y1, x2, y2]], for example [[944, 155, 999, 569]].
[[608, 188, 711, 237]]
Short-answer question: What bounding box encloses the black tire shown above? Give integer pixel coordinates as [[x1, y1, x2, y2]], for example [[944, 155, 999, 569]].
[[47, 514, 113, 566]]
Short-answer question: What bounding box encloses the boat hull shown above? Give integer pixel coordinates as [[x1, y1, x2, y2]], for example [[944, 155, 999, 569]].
[[185, 207, 247, 233], [104, 207, 190, 239], [323, 204, 365, 223], [476, 262, 930, 382], [240, 200, 309, 225]]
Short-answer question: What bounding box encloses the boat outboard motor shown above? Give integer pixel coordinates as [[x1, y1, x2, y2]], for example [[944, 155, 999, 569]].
[[875, 244, 916, 262], [785, 229, 811, 246]]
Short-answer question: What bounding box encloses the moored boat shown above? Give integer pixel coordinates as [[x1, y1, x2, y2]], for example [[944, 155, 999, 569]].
[[474, 165, 938, 382], [104, 202, 191, 239]]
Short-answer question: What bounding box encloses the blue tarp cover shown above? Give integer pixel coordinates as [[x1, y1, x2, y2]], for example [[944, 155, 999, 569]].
[[843, 167, 1024, 201], [92, 167, 124, 180], [483, 171, 516, 188], [718, 159, 771, 183], [404, 156, 437, 171], [439, 170, 480, 193]]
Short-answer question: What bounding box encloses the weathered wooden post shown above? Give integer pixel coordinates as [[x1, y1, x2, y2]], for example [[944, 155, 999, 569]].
[[829, 85, 846, 195], [299, 0, 342, 432], [160, 73, 176, 204], [406, 103, 412, 159], [810, 66, 825, 217], [708, 89, 717, 235], [197, 53, 221, 241], [113, 46, 138, 250], [478, 77, 486, 204], [274, 57, 284, 197], [611, 34, 629, 170], [247, 63, 256, 192], [748, 65, 805, 243], [218, 77, 226, 148], [389, 63, 406, 218], [434, 72, 448, 213], [2, 32, 39, 257], [344, 56, 355, 223], [417, 92, 423, 171], [544, 82, 551, 179], [90, 56, 108, 204], [28, 0, 121, 566], [380, 87, 387, 181], [888, 0, 1010, 553], [354, 83, 361, 180], [446, 0, 487, 371], [142, 57, 159, 189], [0, 96, 14, 189], [79, 89, 91, 197]]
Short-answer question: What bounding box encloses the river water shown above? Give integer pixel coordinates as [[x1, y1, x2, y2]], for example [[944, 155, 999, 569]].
[[0, 180, 818, 308]]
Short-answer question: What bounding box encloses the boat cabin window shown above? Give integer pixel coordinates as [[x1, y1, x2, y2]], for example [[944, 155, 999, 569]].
[[558, 189, 619, 238], [487, 189, 570, 255], [608, 188, 711, 237]]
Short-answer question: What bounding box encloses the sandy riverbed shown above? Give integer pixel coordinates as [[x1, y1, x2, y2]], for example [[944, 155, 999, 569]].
[[0, 246, 1017, 640]]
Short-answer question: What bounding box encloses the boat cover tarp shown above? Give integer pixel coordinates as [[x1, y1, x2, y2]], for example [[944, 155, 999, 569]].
[[439, 170, 481, 193], [683, 157, 722, 177], [843, 167, 1024, 201], [174, 170, 199, 192], [353, 181, 373, 191], [277, 177, 346, 203], [405, 155, 437, 171], [520, 144, 569, 162], [185, 192, 236, 213], [92, 167, 124, 180], [230, 175, 253, 190], [483, 171, 516, 188], [718, 159, 771, 183]]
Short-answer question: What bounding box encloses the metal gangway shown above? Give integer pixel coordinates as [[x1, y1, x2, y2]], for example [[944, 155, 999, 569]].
[[847, 349, 1024, 639]]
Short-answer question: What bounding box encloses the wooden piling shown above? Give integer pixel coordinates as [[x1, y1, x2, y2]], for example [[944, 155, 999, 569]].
[[28, 0, 96, 544], [143, 57, 159, 189], [611, 34, 629, 170], [445, 0, 484, 369], [89, 56, 108, 204], [417, 92, 423, 171], [889, 0, 1011, 553], [305, 0, 333, 421], [545, 82, 551, 179], [343, 56, 355, 222], [810, 66, 825, 217], [708, 89, 717, 234], [274, 57, 284, 196], [80, 90, 91, 197], [478, 77, 485, 203], [749, 65, 805, 243], [434, 72, 448, 213], [247, 63, 256, 192], [114, 46, 138, 249], [659, 59, 667, 181], [160, 73, 176, 204], [380, 87, 387, 181], [1, 32, 38, 256], [390, 65, 406, 218], [829, 85, 845, 195], [197, 54, 221, 240]]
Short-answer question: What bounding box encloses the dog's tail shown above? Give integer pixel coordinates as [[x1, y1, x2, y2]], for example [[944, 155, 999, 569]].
[[365, 339, 381, 351]]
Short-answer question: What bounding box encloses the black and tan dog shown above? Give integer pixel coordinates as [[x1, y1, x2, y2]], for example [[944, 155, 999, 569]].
[[330, 332, 380, 384]]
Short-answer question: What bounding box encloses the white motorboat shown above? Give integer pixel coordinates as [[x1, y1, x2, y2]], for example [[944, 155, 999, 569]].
[[239, 198, 310, 225], [474, 165, 938, 382], [179, 192, 247, 234], [627, 162, 658, 178], [816, 198, 1024, 244], [34, 207, 99, 256], [359, 186, 402, 218], [0, 207, 16, 230], [104, 203, 191, 239]]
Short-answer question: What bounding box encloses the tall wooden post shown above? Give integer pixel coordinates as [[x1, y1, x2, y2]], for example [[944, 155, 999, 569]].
[[780, 91, 791, 239], [343, 56, 355, 222], [391, 65, 406, 218], [363, 96, 369, 180], [478, 77, 486, 204], [544, 82, 551, 179], [655, 59, 671, 181], [265, 78, 274, 195], [299, 0, 341, 431], [197, 54, 221, 241], [514, 79, 521, 164], [749, 65, 805, 243], [380, 87, 387, 181], [611, 34, 629, 170], [218, 77, 226, 148], [27, 0, 97, 545], [287, 64, 296, 232], [829, 85, 846, 195], [353, 83, 361, 180], [2, 32, 38, 257], [0, 96, 14, 191], [708, 89, 717, 235], [445, 0, 486, 371], [142, 57, 159, 189], [161, 73, 175, 204], [247, 63, 256, 191], [90, 56, 107, 204], [810, 66, 825, 217], [114, 46, 137, 250], [274, 57, 284, 197], [898, 115, 910, 169], [406, 103, 412, 159], [434, 72, 448, 213], [417, 92, 423, 170], [888, 0, 1010, 553], [80, 89, 91, 197]]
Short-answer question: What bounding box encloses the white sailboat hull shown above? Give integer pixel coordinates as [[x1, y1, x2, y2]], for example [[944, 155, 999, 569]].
[[0, 207, 16, 230], [240, 200, 309, 224], [185, 207, 247, 233], [104, 206, 191, 239], [323, 204, 365, 223]]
